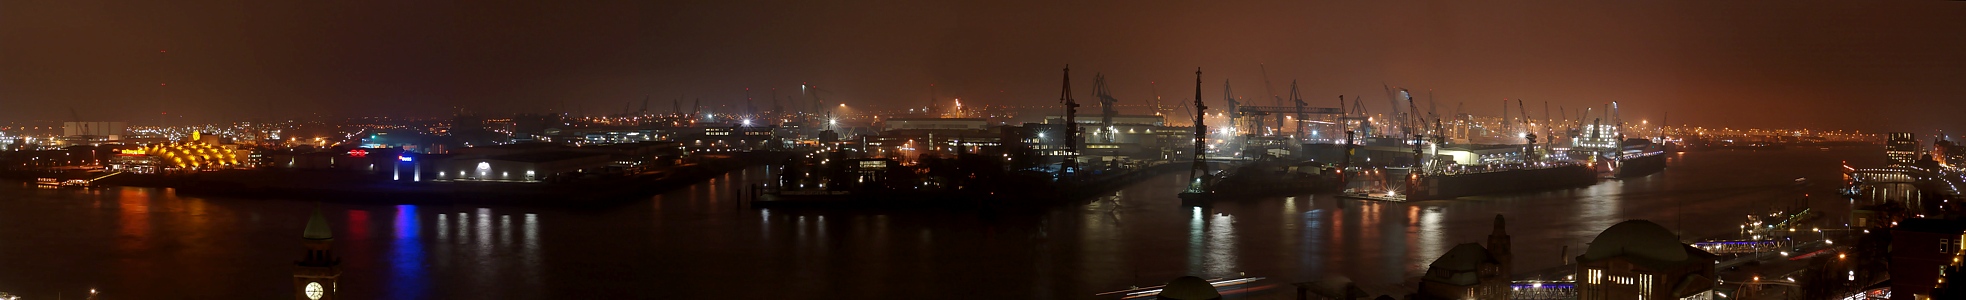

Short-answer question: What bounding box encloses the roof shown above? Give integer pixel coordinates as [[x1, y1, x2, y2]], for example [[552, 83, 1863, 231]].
[[1439, 144, 1532, 151], [1424, 243, 1493, 286], [1582, 220, 1689, 265], [1672, 274, 1711, 298], [489, 151, 607, 163], [1430, 243, 1492, 272], [475, 142, 567, 151], [884, 117, 987, 122], [303, 209, 333, 240], [1158, 276, 1222, 300], [1896, 218, 1966, 234]]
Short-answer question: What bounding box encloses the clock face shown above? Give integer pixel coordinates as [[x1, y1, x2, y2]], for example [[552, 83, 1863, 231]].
[[305, 282, 325, 300]]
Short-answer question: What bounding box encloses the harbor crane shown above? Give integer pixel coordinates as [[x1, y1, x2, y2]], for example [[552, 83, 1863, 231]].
[[1224, 80, 1240, 136], [1260, 65, 1285, 135], [1057, 65, 1081, 179], [1404, 89, 1420, 139], [1093, 73, 1120, 143], [1381, 84, 1408, 138], [1290, 81, 1309, 141], [1347, 96, 1372, 137]]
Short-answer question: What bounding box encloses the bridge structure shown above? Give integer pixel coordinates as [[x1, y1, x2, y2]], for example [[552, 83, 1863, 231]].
[[1849, 167, 1929, 183], [1843, 165, 1957, 200], [1691, 240, 1791, 255]]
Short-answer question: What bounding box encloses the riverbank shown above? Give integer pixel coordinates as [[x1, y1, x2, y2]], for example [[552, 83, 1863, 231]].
[[0, 152, 790, 207], [750, 163, 1187, 209]]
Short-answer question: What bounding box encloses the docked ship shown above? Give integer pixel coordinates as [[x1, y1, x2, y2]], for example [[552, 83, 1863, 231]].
[[1209, 159, 1340, 197], [1610, 138, 1669, 178], [1398, 132, 1599, 200], [1405, 162, 1598, 200]]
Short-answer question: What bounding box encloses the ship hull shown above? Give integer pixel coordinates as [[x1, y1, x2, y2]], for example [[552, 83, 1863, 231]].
[[1613, 153, 1668, 178], [1408, 165, 1597, 200]]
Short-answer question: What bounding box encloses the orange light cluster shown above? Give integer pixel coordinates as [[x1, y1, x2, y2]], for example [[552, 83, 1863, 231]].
[[140, 142, 242, 169]]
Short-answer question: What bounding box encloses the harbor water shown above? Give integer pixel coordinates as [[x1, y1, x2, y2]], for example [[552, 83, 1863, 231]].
[[0, 147, 1888, 299]]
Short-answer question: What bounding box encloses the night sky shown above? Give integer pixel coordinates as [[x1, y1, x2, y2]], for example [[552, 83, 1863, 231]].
[[3, 1, 1962, 132]]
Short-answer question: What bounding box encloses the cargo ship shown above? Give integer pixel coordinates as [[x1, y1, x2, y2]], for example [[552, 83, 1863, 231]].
[[1611, 151, 1667, 178], [1404, 162, 1598, 200], [1208, 159, 1340, 197], [1607, 138, 1669, 178]]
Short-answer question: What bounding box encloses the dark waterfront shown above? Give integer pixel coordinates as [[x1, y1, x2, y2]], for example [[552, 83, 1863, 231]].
[[0, 147, 1886, 299]]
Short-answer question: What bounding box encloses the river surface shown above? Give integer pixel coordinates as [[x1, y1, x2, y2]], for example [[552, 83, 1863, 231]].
[[0, 147, 1889, 299]]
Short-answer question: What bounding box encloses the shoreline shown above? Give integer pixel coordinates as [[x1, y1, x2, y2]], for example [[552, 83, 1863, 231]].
[[0, 152, 791, 207]]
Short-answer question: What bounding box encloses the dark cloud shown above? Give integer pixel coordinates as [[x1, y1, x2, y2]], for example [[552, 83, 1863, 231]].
[[3, 1, 1962, 132]]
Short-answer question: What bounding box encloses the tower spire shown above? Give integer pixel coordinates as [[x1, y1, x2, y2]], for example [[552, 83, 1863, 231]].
[[295, 208, 341, 300]]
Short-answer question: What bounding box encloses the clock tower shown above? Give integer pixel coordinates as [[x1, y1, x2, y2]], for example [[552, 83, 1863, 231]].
[[294, 209, 340, 300]]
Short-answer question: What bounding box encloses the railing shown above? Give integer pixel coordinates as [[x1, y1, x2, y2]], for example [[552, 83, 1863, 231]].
[[1692, 240, 1789, 254], [1511, 281, 1576, 300]]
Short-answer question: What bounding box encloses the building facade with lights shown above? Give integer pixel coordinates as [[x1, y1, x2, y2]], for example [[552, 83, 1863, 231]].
[[1889, 132, 1920, 166], [1574, 220, 1717, 300]]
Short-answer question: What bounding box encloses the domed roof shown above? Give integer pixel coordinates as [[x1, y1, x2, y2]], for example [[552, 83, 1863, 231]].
[[303, 209, 333, 240], [1158, 276, 1222, 300], [1583, 220, 1684, 262]]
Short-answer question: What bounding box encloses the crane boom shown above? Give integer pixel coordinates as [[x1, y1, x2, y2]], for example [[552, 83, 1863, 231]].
[[1382, 84, 1403, 137], [1093, 73, 1120, 142], [1224, 80, 1238, 135]]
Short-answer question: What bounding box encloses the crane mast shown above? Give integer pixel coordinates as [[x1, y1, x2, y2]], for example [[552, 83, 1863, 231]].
[[1057, 66, 1081, 179], [1290, 81, 1308, 142], [1190, 68, 1208, 185], [1223, 80, 1239, 136], [1093, 73, 1120, 143]]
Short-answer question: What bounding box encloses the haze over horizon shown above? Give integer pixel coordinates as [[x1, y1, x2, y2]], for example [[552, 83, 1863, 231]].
[[3, 1, 1962, 133]]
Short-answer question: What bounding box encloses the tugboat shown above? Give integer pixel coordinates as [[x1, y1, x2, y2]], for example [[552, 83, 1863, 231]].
[[1176, 68, 1215, 207], [1338, 167, 1407, 202]]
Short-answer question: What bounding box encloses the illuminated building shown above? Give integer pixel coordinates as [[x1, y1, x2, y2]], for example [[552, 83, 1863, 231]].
[[1572, 124, 1622, 149], [679, 126, 779, 151], [62, 121, 127, 141], [440, 151, 609, 182], [1935, 136, 1963, 168], [131, 140, 249, 171], [1889, 132, 1919, 165], [1574, 220, 1717, 300], [1416, 215, 1513, 300]]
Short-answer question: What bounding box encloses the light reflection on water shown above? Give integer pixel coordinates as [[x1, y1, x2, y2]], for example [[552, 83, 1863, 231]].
[[0, 147, 1888, 299], [1184, 207, 1239, 276], [390, 205, 426, 299]]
